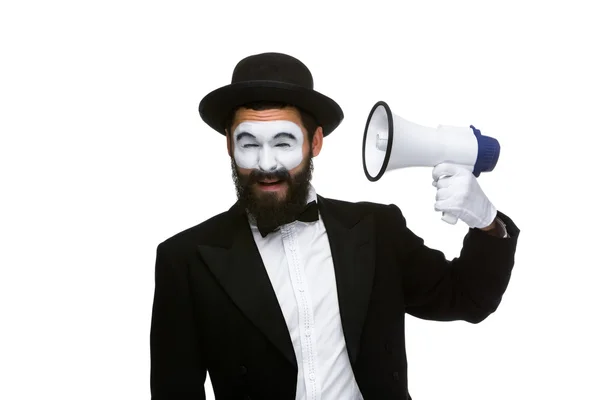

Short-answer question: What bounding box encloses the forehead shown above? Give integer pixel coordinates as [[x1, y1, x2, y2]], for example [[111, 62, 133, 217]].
[[231, 106, 306, 135]]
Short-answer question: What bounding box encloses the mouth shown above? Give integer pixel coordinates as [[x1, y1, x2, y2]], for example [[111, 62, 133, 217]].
[[256, 179, 285, 191], [259, 179, 281, 185]]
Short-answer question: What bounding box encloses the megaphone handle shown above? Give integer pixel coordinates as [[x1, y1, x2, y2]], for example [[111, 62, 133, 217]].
[[441, 212, 458, 224]]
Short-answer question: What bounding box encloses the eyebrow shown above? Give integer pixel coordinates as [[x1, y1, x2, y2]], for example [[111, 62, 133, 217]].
[[272, 132, 297, 140], [235, 132, 297, 141], [235, 132, 255, 140]]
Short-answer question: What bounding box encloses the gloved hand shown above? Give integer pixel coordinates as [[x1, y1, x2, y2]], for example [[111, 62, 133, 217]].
[[432, 163, 497, 229]]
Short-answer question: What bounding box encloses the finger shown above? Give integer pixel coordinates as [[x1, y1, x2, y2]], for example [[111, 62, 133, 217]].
[[434, 201, 445, 213], [432, 163, 461, 181], [435, 187, 452, 202], [434, 199, 458, 213], [433, 163, 476, 181], [434, 176, 453, 189]]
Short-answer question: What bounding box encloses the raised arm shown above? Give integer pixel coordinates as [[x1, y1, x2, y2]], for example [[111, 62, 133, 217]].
[[388, 204, 520, 323]]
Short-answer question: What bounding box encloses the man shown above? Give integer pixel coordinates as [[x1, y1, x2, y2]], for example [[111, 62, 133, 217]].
[[150, 52, 520, 400]]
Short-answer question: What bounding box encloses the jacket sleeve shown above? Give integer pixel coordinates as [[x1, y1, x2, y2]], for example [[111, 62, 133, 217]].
[[388, 204, 520, 323], [150, 242, 207, 399]]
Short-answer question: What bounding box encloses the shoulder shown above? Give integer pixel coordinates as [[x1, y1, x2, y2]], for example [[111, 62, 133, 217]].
[[155, 207, 236, 261], [319, 194, 400, 211], [318, 195, 406, 223]]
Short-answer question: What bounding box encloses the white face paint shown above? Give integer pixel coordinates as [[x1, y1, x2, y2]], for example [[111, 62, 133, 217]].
[[232, 120, 305, 171]]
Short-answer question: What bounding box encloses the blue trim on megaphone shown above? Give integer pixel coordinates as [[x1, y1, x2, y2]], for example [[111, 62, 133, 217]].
[[471, 125, 501, 177]]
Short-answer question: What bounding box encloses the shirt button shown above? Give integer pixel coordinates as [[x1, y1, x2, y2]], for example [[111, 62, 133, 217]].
[[298, 286, 305, 292], [309, 373, 316, 381], [305, 330, 311, 337], [393, 371, 400, 381]]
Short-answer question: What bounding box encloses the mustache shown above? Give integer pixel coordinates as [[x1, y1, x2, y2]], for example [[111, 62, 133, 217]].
[[247, 168, 291, 184]]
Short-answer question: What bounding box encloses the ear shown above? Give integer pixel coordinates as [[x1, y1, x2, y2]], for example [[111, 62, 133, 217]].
[[310, 127, 324, 157]]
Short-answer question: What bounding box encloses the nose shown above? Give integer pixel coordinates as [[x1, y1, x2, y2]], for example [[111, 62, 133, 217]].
[[258, 146, 277, 172]]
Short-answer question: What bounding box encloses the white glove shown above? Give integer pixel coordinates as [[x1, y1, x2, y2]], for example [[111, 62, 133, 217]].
[[432, 163, 497, 229]]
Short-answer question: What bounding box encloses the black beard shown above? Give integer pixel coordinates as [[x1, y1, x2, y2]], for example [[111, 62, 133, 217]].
[[231, 153, 314, 229]]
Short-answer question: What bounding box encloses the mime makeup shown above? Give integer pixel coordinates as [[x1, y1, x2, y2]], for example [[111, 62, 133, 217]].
[[232, 120, 305, 171]]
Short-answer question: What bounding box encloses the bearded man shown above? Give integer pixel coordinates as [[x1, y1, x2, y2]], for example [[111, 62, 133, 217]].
[[149, 52, 520, 400]]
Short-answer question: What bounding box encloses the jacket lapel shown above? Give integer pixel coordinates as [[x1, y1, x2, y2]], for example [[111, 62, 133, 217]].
[[317, 195, 376, 365], [196, 203, 297, 368], [195, 196, 376, 368]]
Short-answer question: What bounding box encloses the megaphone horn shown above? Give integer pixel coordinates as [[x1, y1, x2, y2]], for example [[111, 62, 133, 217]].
[[362, 100, 501, 224]]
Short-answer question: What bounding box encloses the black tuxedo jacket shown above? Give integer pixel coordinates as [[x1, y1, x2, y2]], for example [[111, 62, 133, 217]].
[[150, 195, 520, 400]]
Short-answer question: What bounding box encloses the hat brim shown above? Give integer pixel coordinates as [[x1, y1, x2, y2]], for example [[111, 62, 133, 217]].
[[198, 80, 344, 137]]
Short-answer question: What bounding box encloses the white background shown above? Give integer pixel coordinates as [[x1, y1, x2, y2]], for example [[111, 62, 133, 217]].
[[1, 0, 599, 399]]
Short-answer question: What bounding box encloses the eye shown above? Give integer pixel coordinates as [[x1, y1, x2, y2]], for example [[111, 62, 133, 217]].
[[275, 143, 291, 147], [242, 144, 259, 148]]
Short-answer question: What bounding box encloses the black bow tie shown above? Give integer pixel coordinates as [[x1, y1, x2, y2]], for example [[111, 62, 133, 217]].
[[257, 200, 319, 238]]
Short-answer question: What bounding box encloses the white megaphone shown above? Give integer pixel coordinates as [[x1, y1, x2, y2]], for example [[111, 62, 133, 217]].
[[362, 100, 501, 224]]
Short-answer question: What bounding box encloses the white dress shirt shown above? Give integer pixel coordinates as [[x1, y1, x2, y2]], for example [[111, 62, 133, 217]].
[[247, 185, 364, 400]]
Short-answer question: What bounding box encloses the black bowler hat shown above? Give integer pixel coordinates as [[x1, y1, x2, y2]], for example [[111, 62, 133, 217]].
[[198, 52, 344, 136]]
